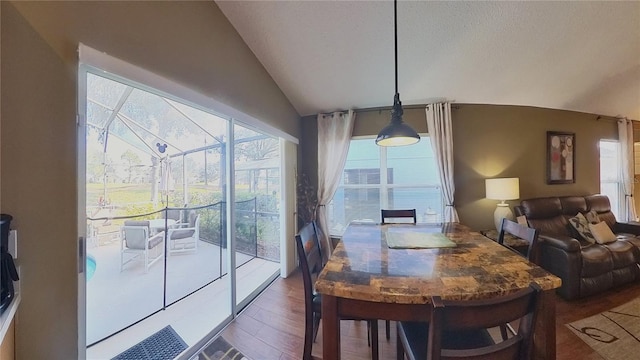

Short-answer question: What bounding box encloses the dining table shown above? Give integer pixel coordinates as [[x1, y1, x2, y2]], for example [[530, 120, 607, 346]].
[[147, 218, 176, 234], [315, 222, 562, 359]]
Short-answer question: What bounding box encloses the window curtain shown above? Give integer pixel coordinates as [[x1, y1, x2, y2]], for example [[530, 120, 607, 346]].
[[317, 110, 355, 263], [425, 103, 459, 223], [618, 118, 637, 221]]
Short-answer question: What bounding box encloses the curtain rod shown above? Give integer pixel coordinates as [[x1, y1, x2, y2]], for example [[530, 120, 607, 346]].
[[595, 115, 625, 123], [356, 104, 461, 114], [319, 104, 460, 116]]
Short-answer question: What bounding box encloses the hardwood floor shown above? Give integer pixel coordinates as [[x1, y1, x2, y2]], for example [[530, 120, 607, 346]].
[[220, 269, 640, 359]]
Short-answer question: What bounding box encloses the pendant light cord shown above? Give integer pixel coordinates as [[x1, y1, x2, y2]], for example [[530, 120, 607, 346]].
[[394, 0, 398, 96]]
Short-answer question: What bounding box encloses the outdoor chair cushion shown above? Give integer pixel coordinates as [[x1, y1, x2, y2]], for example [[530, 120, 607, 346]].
[[170, 229, 195, 240]]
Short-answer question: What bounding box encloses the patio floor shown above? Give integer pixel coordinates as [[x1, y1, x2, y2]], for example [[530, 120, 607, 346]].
[[86, 237, 280, 359]]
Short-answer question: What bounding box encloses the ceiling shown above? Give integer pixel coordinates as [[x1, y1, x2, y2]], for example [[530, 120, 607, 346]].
[[216, 1, 640, 120]]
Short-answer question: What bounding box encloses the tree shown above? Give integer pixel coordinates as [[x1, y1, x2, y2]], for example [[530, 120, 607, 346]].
[[235, 128, 280, 160], [121, 150, 142, 183]]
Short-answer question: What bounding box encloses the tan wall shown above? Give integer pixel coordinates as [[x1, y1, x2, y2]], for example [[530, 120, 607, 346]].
[[10, 1, 300, 138], [1, 1, 299, 359], [2, 4, 78, 358], [454, 105, 617, 230], [300, 104, 618, 230]]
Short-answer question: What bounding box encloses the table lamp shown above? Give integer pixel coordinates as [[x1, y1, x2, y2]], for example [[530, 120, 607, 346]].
[[485, 177, 520, 232]]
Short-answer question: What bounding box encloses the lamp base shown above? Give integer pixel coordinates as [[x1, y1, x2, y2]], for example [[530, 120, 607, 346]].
[[494, 204, 515, 232]]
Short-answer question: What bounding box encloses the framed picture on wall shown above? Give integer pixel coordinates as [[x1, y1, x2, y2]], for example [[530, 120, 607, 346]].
[[547, 131, 575, 184]]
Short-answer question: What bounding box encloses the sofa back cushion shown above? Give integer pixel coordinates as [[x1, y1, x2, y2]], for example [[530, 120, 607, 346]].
[[520, 197, 571, 236], [559, 196, 588, 217], [586, 195, 617, 228]]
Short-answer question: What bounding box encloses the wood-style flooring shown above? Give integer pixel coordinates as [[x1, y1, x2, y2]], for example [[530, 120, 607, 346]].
[[220, 269, 640, 359]]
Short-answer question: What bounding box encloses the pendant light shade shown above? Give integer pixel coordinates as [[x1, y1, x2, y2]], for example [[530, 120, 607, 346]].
[[376, 0, 420, 147]]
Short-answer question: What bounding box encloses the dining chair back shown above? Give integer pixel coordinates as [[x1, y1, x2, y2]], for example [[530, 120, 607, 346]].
[[496, 218, 540, 340], [296, 222, 379, 360], [397, 283, 541, 360], [295, 221, 326, 360], [381, 209, 417, 224], [498, 218, 540, 265]]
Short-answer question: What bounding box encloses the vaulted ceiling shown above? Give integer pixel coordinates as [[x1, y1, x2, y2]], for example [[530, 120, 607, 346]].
[[217, 1, 640, 120]]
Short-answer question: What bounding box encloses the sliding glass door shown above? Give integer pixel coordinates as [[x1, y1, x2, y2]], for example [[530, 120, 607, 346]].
[[232, 124, 282, 308], [82, 66, 286, 351]]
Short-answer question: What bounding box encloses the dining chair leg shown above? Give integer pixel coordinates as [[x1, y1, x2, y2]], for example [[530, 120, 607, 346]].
[[396, 325, 404, 360], [367, 321, 371, 346], [312, 312, 321, 343], [303, 311, 314, 360], [370, 320, 379, 360], [499, 324, 508, 340], [386, 320, 391, 340]]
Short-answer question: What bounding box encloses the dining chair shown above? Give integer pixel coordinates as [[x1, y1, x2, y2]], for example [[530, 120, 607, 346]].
[[396, 282, 542, 360], [496, 218, 540, 340], [295, 222, 379, 360], [381, 209, 417, 225], [498, 218, 540, 265], [380, 208, 417, 339]]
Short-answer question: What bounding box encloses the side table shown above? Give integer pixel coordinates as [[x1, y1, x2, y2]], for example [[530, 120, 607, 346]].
[[480, 229, 530, 257]]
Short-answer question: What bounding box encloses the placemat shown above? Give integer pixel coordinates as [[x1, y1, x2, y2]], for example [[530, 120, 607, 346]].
[[386, 231, 456, 249]]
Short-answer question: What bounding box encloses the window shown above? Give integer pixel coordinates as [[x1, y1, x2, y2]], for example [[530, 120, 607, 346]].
[[328, 137, 442, 236], [600, 140, 622, 219]]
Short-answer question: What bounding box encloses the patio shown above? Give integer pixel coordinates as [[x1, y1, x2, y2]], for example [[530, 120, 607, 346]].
[[86, 235, 280, 358]]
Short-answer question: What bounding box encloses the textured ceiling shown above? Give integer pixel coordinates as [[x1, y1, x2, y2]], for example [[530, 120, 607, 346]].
[[216, 1, 640, 119]]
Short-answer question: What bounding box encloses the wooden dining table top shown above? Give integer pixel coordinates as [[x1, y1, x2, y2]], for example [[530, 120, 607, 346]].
[[315, 222, 561, 304]]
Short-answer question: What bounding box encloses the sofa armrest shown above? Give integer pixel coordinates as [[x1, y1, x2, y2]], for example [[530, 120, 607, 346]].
[[613, 221, 640, 236], [539, 234, 581, 252]]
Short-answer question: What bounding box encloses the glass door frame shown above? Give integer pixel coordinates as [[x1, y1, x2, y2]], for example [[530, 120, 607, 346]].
[[78, 44, 297, 356]]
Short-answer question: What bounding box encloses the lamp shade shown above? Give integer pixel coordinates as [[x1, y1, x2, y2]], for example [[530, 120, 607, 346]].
[[485, 178, 520, 201], [375, 121, 420, 146]]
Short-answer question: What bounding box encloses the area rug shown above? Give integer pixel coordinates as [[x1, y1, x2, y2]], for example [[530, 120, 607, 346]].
[[198, 336, 249, 360], [112, 325, 187, 360], [566, 297, 640, 360]]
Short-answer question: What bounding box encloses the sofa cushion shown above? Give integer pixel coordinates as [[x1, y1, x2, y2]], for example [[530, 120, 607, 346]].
[[569, 213, 596, 244], [521, 197, 562, 219], [581, 245, 612, 277], [528, 216, 571, 237], [585, 209, 600, 224], [589, 222, 617, 244], [586, 195, 617, 228], [586, 194, 612, 213], [560, 196, 588, 217], [606, 240, 638, 268]]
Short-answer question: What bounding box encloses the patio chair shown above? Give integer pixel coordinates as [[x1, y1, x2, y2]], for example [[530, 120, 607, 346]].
[[120, 220, 165, 273], [163, 204, 188, 228], [167, 211, 200, 254]]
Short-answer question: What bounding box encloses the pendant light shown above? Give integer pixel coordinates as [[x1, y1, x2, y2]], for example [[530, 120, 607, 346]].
[[376, 0, 420, 147]]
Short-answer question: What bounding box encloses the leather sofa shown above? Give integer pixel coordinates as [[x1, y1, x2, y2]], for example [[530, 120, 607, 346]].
[[515, 194, 640, 300]]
